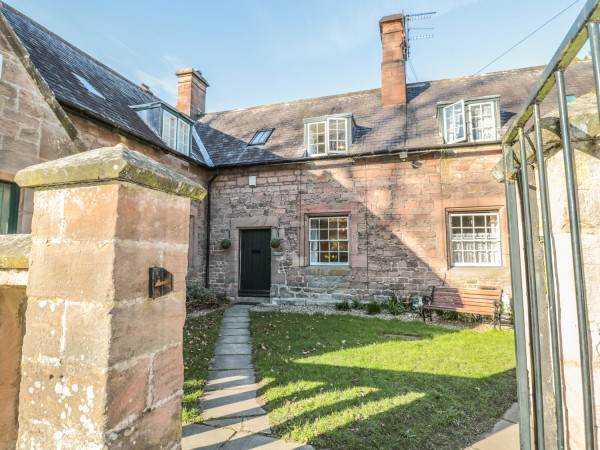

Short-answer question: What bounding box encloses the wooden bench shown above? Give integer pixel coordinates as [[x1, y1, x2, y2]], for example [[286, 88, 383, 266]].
[[422, 286, 503, 329]]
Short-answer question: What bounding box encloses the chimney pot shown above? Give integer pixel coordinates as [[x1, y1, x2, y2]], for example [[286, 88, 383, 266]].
[[175, 68, 209, 119], [140, 83, 153, 95], [379, 14, 406, 107]]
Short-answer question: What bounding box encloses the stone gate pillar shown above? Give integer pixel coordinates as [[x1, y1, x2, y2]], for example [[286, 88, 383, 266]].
[[14, 144, 206, 449]]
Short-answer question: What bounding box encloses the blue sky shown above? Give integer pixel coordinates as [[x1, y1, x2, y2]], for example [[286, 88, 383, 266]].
[[7, 0, 589, 112]]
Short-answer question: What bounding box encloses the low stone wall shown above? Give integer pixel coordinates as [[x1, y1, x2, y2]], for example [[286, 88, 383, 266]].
[[0, 234, 30, 450]]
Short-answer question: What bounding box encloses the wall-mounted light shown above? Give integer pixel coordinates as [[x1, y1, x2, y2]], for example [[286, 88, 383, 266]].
[[249, 175, 256, 187], [399, 151, 408, 161]]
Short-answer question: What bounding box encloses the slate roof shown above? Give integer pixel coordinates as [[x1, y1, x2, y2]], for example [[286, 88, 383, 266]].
[[197, 61, 594, 167], [1, 4, 208, 166], [2, 4, 594, 169]]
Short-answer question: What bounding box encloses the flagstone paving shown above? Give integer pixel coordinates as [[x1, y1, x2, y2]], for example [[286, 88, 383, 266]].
[[182, 304, 314, 450]]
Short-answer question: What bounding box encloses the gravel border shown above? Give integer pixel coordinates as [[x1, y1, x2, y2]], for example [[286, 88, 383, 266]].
[[186, 305, 227, 319], [249, 304, 513, 332]]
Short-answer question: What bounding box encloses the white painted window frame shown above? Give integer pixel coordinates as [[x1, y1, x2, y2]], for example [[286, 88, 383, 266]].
[[308, 216, 350, 266], [449, 211, 501, 267], [442, 100, 466, 144], [177, 120, 191, 156], [467, 101, 497, 142], [162, 110, 177, 149], [306, 117, 350, 156]]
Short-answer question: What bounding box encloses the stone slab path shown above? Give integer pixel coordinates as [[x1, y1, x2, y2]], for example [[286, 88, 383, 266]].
[[182, 304, 314, 450]]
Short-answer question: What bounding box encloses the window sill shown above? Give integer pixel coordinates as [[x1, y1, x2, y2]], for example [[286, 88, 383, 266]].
[[303, 266, 352, 276]]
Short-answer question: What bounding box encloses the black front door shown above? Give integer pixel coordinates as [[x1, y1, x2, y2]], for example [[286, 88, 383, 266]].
[[239, 229, 271, 297]]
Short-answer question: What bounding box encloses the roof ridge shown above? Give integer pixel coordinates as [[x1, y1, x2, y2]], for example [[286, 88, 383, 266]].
[[204, 88, 382, 116], [0, 2, 161, 101], [204, 61, 593, 117]]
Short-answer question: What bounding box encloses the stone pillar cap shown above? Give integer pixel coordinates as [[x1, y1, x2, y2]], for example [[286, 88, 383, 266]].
[[15, 144, 207, 201], [0, 234, 31, 269]]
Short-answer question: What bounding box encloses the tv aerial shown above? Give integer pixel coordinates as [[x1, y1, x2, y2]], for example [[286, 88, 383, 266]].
[[404, 11, 436, 60]]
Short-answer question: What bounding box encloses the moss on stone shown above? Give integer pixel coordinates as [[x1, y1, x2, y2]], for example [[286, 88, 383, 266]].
[[0, 234, 31, 269], [15, 144, 207, 201]]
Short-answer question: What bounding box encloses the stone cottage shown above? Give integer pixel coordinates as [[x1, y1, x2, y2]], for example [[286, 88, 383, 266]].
[[0, 3, 594, 304]]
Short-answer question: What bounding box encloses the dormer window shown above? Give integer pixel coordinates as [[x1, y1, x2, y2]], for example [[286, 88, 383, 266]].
[[304, 114, 353, 156], [439, 97, 500, 144], [249, 128, 274, 146], [132, 102, 193, 156]]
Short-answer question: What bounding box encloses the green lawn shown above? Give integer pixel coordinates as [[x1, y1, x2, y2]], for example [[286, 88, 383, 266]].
[[182, 310, 223, 423], [249, 311, 516, 450]]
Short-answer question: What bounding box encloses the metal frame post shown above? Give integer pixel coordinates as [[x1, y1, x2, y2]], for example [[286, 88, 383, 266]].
[[533, 103, 565, 449], [503, 144, 532, 450], [587, 22, 600, 125], [555, 70, 594, 449], [517, 128, 545, 449]]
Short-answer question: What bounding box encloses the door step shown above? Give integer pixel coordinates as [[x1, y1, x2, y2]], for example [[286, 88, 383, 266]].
[[232, 296, 271, 305]]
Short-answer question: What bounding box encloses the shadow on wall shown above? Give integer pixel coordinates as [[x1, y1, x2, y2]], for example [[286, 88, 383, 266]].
[[205, 136, 508, 302]]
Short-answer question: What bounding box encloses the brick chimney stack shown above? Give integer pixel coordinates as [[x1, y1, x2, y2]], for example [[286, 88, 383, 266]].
[[379, 14, 406, 107], [176, 68, 209, 119]]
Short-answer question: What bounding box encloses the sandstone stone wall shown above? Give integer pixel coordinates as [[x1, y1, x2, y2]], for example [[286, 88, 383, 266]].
[[0, 18, 80, 234], [0, 234, 30, 450], [209, 146, 510, 303]]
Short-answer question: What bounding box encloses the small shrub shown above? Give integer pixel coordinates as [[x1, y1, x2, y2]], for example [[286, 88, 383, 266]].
[[387, 294, 409, 316], [269, 238, 281, 249], [351, 298, 364, 310], [335, 300, 350, 311], [186, 284, 227, 310], [366, 300, 382, 315], [220, 238, 231, 249]]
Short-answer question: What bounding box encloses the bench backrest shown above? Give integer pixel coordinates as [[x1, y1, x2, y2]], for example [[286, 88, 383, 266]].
[[430, 287, 502, 315]]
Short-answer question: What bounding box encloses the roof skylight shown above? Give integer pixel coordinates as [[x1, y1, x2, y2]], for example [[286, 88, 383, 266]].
[[248, 128, 273, 146], [73, 73, 104, 98]]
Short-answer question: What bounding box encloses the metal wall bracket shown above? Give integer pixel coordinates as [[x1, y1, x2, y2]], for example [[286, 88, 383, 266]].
[[149, 267, 173, 299]]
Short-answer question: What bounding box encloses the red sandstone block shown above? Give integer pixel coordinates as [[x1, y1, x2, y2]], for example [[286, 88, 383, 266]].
[[63, 302, 111, 367], [113, 242, 162, 300], [152, 346, 183, 403], [27, 242, 115, 302], [109, 293, 185, 366], [106, 394, 182, 448], [62, 184, 119, 241], [106, 358, 150, 428], [30, 190, 63, 239], [116, 184, 190, 245]]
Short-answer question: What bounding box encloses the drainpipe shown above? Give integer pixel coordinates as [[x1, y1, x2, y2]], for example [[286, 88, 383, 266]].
[[204, 169, 219, 288]]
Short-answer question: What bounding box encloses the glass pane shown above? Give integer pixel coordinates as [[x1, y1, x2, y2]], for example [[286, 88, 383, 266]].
[[319, 230, 328, 240], [310, 242, 318, 251], [453, 251, 463, 263], [317, 122, 325, 132], [474, 215, 485, 227], [339, 241, 348, 251], [329, 218, 339, 228], [339, 228, 348, 239], [330, 241, 338, 251], [310, 251, 318, 263], [329, 229, 338, 240], [330, 253, 339, 262], [319, 219, 328, 228], [464, 252, 474, 263], [319, 253, 328, 263], [320, 241, 329, 251], [339, 252, 348, 263], [310, 229, 318, 240], [451, 216, 461, 227], [482, 103, 492, 115]]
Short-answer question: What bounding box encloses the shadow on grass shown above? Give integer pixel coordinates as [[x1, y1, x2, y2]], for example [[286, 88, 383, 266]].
[[250, 311, 516, 450]]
